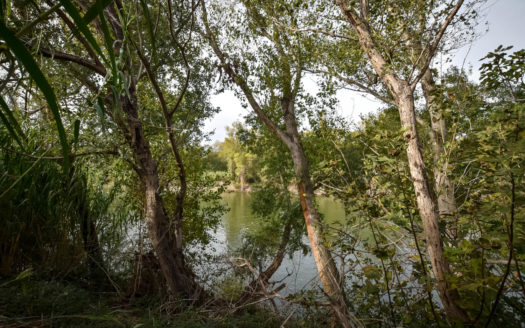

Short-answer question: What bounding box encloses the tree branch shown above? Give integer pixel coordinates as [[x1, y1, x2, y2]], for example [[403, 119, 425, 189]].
[[37, 46, 107, 76], [307, 68, 395, 106], [409, 0, 465, 91], [44, 0, 104, 69], [201, 1, 291, 146]]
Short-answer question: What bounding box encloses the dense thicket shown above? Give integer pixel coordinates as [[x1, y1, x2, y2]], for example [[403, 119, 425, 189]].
[[0, 1, 523, 327]]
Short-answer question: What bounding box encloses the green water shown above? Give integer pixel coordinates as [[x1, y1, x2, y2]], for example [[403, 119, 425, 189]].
[[211, 192, 413, 297], [216, 192, 346, 292], [220, 192, 346, 249]]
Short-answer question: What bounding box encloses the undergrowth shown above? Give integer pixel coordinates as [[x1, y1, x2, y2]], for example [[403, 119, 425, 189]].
[[0, 276, 311, 328]]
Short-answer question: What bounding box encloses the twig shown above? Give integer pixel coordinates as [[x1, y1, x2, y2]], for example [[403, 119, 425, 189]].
[[484, 173, 516, 327], [280, 308, 297, 328]]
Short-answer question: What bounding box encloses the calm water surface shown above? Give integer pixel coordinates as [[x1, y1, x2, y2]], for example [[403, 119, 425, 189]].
[[213, 192, 346, 294]]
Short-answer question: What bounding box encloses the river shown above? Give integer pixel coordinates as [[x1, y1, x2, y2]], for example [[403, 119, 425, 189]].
[[210, 191, 347, 295]]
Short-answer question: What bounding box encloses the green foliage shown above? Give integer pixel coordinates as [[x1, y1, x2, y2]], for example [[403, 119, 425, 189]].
[[0, 0, 524, 325], [240, 186, 307, 261], [215, 122, 260, 188], [0, 277, 301, 328], [0, 278, 122, 328], [0, 20, 70, 171]]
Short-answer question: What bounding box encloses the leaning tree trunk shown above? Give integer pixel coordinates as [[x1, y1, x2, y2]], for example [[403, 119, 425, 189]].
[[237, 217, 292, 304], [120, 89, 203, 303], [335, 3, 468, 320], [201, 7, 357, 323], [281, 100, 360, 328], [395, 83, 468, 322], [421, 70, 459, 241]]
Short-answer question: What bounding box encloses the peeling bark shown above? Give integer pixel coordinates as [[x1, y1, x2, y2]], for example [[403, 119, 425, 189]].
[[421, 70, 459, 241], [396, 86, 467, 322], [336, 1, 468, 321]]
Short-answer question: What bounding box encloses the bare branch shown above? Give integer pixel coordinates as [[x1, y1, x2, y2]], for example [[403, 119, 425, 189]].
[[37, 46, 107, 76], [409, 0, 465, 91], [307, 68, 395, 106]]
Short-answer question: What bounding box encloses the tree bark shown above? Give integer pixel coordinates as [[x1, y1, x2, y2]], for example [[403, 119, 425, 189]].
[[281, 100, 361, 328], [396, 84, 467, 322], [421, 69, 458, 241], [120, 89, 204, 303], [336, 2, 468, 322]]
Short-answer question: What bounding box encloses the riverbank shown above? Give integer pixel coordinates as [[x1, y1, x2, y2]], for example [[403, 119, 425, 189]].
[[222, 182, 328, 195], [0, 276, 331, 328]]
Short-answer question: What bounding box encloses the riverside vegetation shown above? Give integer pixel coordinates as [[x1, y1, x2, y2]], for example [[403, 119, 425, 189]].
[[0, 0, 524, 327]]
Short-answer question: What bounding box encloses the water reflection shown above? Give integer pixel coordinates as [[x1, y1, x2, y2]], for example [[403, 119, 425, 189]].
[[220, 192, 346, 250], [217, 192, 346, 293]]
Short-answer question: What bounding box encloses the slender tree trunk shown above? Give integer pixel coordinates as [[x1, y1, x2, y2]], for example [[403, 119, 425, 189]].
[[335, 3, 468, 321], [120, 90, 203, 303], [169, 134, 186, 263], [237, 217, 292, 304], [421, 70, 458, 241], [281, 100, 360, 328], [396, 83, 468, 322], [258, 219, 292, 283]]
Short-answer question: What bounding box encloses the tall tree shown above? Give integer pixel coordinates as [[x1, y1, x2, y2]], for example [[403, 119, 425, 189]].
[[2, 0, 213, 302], [335, 0, 471, 322], [202, 1, 361, 326]]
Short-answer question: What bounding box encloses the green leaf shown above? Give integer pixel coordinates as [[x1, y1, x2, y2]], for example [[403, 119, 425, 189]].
[[0, 22, 70, 172], [0, 95, 24, 148], [96, 0, 118, 84], [83, 0, 114, 24], [0, 268, 33, 287], [140, 0, 158, 65], [59, 0, 108, 66], [95, 97, 107, 131]]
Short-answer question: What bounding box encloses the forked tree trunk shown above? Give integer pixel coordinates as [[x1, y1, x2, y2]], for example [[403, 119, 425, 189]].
[[42, 0, 204, 304], [336, 2, 468, 321], [395, 84, 468, 321], [120, 90, 204, 303], [421, 70, 459, 241]]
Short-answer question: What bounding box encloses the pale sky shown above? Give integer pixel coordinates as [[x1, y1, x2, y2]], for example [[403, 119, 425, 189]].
[[203, 0, 525, 143]]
